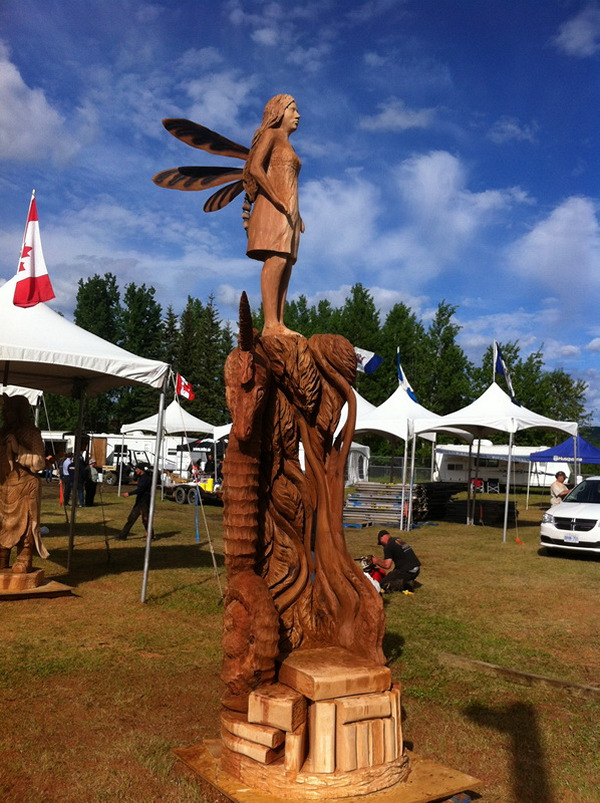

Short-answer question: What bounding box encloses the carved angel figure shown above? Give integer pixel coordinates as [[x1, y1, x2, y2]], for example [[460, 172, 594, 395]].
[[153, 94, 304, 336]]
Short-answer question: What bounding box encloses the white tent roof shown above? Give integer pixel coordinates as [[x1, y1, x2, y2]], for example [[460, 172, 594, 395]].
[[1, 383, 43, 405], [121, 398, 214, 435], [0, 277, 169, 397], [335, 388, 377, 436], [412, 382, 577, 438], [354, 383, 468, 443]]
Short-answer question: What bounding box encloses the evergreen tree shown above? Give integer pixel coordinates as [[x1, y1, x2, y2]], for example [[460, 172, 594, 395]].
[[118, 283, 164, 423], [423, 301, 472, 415], [337, 284, 382, 403], [379, 303, 429, 404], [162, 305, 180, 367], [194, 296, 230, 424], [74, 273, 123, 431]]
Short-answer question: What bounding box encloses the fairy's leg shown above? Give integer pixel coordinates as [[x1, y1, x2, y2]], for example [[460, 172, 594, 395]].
[[261, 256, 297, 336]]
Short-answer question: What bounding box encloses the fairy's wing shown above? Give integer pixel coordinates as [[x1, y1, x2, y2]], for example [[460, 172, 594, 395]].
[[203, 181, 245, 213], [152, 166, 242, 192], [162, 119, 249, 161]]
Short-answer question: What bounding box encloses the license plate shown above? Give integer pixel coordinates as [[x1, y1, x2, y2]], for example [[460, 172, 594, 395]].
[[564, 534, 579, 544]]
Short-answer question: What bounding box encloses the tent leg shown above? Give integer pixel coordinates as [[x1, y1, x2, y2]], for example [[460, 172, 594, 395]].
[[400, 440, 407, 530], [67, 385, 87, 572], [502, 432, 514, 543], [141, 377, 168, 603]]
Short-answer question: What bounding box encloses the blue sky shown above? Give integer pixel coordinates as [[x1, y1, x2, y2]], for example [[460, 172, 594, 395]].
[[1, 0, 599, 419]]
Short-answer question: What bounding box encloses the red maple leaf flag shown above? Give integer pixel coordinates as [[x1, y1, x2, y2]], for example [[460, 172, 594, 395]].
[[13, 191, 56, 308], [175, 373, 195, 401]]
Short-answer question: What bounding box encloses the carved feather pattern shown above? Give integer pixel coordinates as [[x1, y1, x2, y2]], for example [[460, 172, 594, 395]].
[[203, 180, 245, 212]]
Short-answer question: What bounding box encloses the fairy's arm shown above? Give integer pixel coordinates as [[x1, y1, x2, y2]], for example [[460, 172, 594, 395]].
[[247, 130, 290, 216]]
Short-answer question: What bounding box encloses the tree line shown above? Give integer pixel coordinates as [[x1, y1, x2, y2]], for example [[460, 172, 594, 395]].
[[43, 274, 590, 448]]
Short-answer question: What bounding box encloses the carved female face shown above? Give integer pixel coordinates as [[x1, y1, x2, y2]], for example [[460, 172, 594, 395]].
[[281, 101, 300, 134]]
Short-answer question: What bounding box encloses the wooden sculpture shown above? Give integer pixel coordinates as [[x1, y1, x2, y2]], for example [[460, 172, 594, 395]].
[[155, 97, 410, 797], [0, 395, 48, 588]]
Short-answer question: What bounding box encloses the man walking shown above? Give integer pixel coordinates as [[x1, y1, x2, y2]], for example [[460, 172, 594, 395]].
[[116, 465, 153, 540], [372, 530, 421, 594]]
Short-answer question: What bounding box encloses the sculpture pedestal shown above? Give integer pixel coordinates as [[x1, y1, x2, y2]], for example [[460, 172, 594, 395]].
[[0, 567, 45, 591], [174, 740, 481, 803], [0, 568, 73, 599]]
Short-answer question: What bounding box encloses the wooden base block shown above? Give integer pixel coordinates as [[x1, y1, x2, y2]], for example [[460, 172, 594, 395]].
[[279, 647, 391, 701], [285, 722, 307, 774], [222, 710, 285, 749], [0, 575, 73, 600], [221, 726, 283, 765], [174, 740, 481, 803], [337, 692, 392, 724], [0, 568, 45, 591], [308, 700, 336, 773], [248, 683, 307, 733]]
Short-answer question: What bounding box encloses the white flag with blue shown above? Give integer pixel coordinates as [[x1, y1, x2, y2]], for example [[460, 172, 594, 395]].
[[493, 340, 517, 402], [397, 348, 419, 402], [355, 346, 383, 374]]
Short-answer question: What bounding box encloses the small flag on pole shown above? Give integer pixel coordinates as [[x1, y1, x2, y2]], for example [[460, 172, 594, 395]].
[[355, 347, 383, 374], [175, 373, 195, 401], [493, 341, 516, 402], [13, 191, 55, 308], [397, 348, 418, 402]]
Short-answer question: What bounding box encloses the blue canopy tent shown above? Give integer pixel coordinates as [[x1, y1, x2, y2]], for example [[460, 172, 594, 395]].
[[530, 435, 600, 465]]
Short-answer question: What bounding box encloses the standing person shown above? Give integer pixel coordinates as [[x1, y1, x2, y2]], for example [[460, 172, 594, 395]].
[[116, 465, 153, 540], [372, 530, 421, 594], [550, 471, 570, 505], [61, 452, 73, 506], [243, 94, 304, 335], [85, 459, 99, 507]]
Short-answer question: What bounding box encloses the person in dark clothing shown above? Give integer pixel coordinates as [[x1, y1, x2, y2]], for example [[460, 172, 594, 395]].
[[372, 530, 421, 593], [84, 459, 98, 507], [116, 465, 153, 540]]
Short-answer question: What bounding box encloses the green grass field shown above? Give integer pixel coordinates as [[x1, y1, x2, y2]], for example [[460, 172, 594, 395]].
[[1, 483, 598, 802]]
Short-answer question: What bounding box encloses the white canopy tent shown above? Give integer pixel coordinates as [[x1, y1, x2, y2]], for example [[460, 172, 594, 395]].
[[0, 276, 171, 596], [353, 384, 472, 528], [412, 382, 578, 541], [121, 398, 216, 478]]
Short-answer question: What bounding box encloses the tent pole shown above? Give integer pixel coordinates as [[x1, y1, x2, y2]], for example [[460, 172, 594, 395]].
[[407, 433, 417, 531], [502, 431, 514, 543], [400, 438, 407, 530], [466, 442, 473, 525], [430, 433, 437, 481], [67, 382, 87, 572], [526, 460, 531, 510], [472, 437, 482, 524], [141, 377, 168, 603], [117, 432, 125, 496]]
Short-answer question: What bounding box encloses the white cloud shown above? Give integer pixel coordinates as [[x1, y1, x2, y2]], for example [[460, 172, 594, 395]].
[[488, 116, 539, 144], [359, 98, 436, 132], [586, 338, 600, 352], [507, 197, 600, 298], [0, 42, 80, 164], [183, 71, 256, 133], [552, 5, 600, 57]]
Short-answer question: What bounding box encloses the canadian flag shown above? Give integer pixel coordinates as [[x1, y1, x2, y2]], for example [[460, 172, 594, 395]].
[[13, 191, 55, 308], [175, 373, 195, 401]]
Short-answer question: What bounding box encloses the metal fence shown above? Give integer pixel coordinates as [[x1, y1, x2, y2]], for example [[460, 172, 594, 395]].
[[368, 456, 432, 484]]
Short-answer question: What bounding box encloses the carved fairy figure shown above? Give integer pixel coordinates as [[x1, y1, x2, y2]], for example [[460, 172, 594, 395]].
[[0, 395, 48, 574], [153, 94, 304, 336]]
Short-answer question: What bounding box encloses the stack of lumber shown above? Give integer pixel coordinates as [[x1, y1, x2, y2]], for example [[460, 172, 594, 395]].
[[343, 482, 414, 527], [443, 498, 518, 526]]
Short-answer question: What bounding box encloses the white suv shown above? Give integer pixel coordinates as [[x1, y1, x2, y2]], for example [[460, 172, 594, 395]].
[[540, 477, 600, 555]]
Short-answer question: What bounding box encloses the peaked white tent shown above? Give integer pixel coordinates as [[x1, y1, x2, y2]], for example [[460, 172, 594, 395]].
[[0, 276, 171, 593], [412, 382, 578, 540], [121, 398, 214, 437]]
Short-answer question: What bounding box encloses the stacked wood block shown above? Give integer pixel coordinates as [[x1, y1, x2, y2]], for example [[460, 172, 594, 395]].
[[222, 647, 404, 781]]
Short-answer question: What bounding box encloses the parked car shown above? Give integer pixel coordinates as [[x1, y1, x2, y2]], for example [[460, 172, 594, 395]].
[[540, 476, 600, 555]]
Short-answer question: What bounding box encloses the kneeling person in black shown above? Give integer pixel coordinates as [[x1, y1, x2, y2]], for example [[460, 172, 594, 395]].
[[373, 530, 421, 593], [117, 465, 152, 540]]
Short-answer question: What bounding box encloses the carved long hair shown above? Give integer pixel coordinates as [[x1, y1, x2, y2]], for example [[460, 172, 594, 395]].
[[242, 94, 295, 204]]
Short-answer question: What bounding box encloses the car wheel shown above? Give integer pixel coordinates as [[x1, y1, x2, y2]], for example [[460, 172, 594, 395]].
[[188, 487, 199, 505], [174, 486, 187, 505], [104, 473, 116, 486]]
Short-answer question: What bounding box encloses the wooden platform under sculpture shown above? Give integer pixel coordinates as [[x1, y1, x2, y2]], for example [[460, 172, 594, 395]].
[[155, 95, 479, 800]]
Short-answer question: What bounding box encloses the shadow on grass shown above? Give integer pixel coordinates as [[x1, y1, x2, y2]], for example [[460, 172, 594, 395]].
[[48, 541, 224, 588], [537, 547, 600, 562], [465, 701, 555, 803], [383, 631, 405, 665]]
